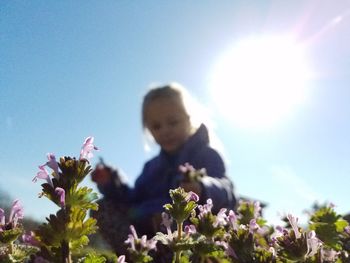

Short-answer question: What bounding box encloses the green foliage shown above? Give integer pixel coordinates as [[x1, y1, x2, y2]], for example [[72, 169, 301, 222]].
[[0, 227, 22, 244], [190, 239, 229, 262], [153, 187, 350, 263], [74, 247, 118, 262], [309, 205, 349, 250], [190, 211, 225, 239], [2, 141, 350, 262], [237, 201, 266, 226], [227, 226, 255, 262], [77, 252, 107, 263], [0, 244, 39, 263], [30, 148, 102, 262], [164, 188, 198, 224], [253, 247, 276, 263], [69, 187, 99, 211], [276, 231, 309, 261]]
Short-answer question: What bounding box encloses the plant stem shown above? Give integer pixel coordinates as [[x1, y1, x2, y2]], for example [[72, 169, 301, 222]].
[[177, 222, 183, 242], [175, 222, 183, 263], [61, 240, 72, 263], [8, 241, 13, 254]]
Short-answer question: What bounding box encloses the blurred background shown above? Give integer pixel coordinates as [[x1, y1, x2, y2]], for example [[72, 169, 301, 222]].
[[1, 0, 349, 226]]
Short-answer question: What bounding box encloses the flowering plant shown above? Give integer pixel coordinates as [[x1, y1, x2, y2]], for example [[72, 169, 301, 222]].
[[106, 159, 350, 263], [1, 137, 350, 263], [20, 136, 111, 262], [0, 200, 39, 262], [125, 188, 350, 263]]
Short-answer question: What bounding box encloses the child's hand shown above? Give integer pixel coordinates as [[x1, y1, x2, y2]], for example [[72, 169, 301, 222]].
[[91, 164, 112, 185], [180, 181, 202, 197]]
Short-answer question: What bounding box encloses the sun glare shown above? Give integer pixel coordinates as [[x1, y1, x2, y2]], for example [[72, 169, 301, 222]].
[[208, 35, 312, 129]]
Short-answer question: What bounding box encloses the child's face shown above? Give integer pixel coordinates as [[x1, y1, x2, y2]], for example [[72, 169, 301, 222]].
[[145, 97, 192, 154]]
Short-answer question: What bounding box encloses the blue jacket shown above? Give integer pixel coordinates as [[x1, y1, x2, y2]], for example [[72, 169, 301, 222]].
[[100, 124, 236, 220]]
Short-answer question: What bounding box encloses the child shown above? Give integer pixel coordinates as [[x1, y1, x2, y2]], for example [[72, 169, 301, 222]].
[[91, 82, 237, 255]]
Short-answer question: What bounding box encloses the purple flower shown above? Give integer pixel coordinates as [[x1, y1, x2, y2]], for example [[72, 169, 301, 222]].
[[0, 199, 24, 231], [198, 199, 213, 219], [22, 231, 40, 246], [306, 230, 322, 257], [55, 187, 65, 207], [184, 224, 196, 236], [141, 235, 157, 250], [253, 201, 262, 218], [117, 255, 127, 263], [125, 225, 138, 251], [161, 212, 174, 241], [79, 136, 98, 161], [249, 219, 260, 233], [9, 199, 24, 227], [179, 163, 195, 174], [186, 191, 199, 202], [33, 165, 53, 187], [227, 210, 238, 230], [125, 225, 157, 252], [321, 248, 339, 262], [45, 153, 60, 177], [287, 214, 301, 239], [213, 208, 227, 227], [345, 226, 350, 235]]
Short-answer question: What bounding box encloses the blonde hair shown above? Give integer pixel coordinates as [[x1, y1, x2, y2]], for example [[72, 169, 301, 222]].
[[141, 82, 226, 159], [142, 82, 201, 131]]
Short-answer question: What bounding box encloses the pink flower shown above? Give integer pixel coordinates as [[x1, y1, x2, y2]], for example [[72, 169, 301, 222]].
[[306, 230, 322, 257], [184, 224, 196, 236], [228, 210, 238, 230], [125, 225, 138, 251], [249, 218, 260, 233], [198, 199, 213, 219], [161, 212, 174, 240], [79, 136, 98, 161], [9, 199, 24, 227], [179, 163, 195, 173], [287, 214, 301, 239], [45, 153, 60, 176], [55, 187, 65, 207], [141, 235, 157, 250], [186, 191, 199, 202], [213, 208, 227, 227], [253, 201, 262, 218], [125, 225, 156, 252], [0, 199, 24, 230], [33, 165, 53, 187], [22, 231, 40, 246], [345, 226, 350, 235], [117, 255, 127, 263]]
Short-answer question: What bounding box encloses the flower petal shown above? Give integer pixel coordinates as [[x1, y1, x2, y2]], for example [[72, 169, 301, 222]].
[[55, 187, 65, 207]]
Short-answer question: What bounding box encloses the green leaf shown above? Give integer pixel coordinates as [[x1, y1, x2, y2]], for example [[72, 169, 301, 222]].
[[68, 187, 99, 211], [80, 252, 106, 263], [335, 219, 348, 232], [0, 227, 22, 244], [309, 206, 348, 250]]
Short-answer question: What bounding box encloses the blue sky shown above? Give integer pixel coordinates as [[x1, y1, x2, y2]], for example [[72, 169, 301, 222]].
[[1, 1, 349, 225]]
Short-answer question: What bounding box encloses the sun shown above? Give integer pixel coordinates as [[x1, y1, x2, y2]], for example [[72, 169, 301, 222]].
[[208, 35, 313, 129]]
